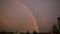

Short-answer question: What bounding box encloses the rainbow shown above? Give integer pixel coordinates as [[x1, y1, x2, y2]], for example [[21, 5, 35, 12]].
[[0, 0, 38, 32]]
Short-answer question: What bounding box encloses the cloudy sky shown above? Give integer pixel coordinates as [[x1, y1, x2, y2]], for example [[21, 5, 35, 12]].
[[0, 0, 60, 33]]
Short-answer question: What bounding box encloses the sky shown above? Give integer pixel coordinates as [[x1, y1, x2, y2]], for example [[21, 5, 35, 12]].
[[20, 0, 60, 32], [0, 0, 60, 33], [0, 0, 38, 32]]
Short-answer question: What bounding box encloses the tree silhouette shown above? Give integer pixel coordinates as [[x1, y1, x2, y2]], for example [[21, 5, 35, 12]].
[[57, 16, 60, 21], [57, 16, 60, 29], [33, 31, 37, 34], [20, 32, 25, 34], [57, 16, 60, 34], [2, 31, 7, 34], [7, 32, 13, 34], [16, 31, 18, 33], [52, 25, 59, 34], [26, 31, 30, 34]]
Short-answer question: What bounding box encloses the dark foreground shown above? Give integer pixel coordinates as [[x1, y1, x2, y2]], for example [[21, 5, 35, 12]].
[[0, 31, 59, 34]]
